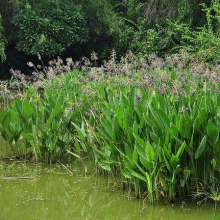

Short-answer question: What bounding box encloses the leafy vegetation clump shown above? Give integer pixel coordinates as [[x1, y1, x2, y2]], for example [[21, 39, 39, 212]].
[[2, 53, 220, 202], [13, 1, 88, 56]]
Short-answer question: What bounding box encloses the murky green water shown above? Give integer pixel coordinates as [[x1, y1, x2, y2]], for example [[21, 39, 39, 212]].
[[0, 161, 219, 220]]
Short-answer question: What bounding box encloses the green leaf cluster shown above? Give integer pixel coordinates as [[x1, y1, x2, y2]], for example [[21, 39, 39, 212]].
[[12, 1, 88, 56]]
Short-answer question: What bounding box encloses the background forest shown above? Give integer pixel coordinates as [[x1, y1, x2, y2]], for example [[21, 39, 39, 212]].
[[0, 0, 219, 78]]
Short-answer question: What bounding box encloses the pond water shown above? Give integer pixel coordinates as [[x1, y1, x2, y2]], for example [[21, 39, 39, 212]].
[[0, 160, 219, 220]]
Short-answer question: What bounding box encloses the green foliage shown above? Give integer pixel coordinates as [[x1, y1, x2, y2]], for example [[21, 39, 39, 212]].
[[2, 0, 220, 76], [82, 0, 114, 40], [181, 0, 220, 62], [79, 0, 120, 58], [177, 0, 210, 26], [134, 14, 220, 62], [202, 0, 220, 33], [2, 56, 220, 201], [0, 81, 80, 162], [110, 17, 149, 55], [93, 87, 220, 201], [13, 1, 88, 56], [144, 20, 193, 56], [0, 14, 6, 62], [109, 0, 148, 55], [109, 0, 220, 60]]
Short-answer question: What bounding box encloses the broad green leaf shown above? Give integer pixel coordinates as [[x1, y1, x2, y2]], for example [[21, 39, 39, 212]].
[[207, 121, 219, 144], [125, 147, 133, 161], [54, 96, 64, 116], [66, 150, 80, 159], [170, 124, 183, 144], [140, 157, 152, 170], [150, 132, 159, 145], [98, 162, 111, 171], [134, 134, 147, 160], [158, 109, 170, 129], [116, 105, 124, 125], [15, 99, 22, 115], [121, 169, 131, 179], [123, 156, 135, 171], [171, 154, 179, 168], [195, 135, 207, 159], [146, 142, 154, 163], [149, 104, 163, 128], [146, 172, 152, 193], [135, 143, 147, 160], [100, 119, 112, 138], [22, 99, 33, 119], [133, 121, 139, 136], [102, 105, 112, 123], [176, 142, 186, 159], [163, 150, 172, 172], [22, 134, 34, 141], [2, 112, 11, 128], [75, 139, 81, 153], [130, 170, 146, 181], [134, 134, 145, 147], [81, 143, 87, 152], [46, 111, 55, 129]]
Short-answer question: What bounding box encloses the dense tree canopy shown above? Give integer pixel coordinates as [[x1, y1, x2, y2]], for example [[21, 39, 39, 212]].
[[0, 0, 220, 77], [13, 1, 88, 56]]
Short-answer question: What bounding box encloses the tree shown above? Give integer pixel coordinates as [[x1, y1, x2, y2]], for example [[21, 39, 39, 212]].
[[13, 1, 88, 57]]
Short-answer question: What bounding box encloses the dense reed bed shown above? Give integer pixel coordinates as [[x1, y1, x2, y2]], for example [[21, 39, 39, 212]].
[[1, 53, 220, 202]]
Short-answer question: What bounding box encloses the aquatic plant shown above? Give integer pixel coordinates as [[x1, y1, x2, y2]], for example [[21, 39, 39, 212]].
[[1, 53, 220, 202]]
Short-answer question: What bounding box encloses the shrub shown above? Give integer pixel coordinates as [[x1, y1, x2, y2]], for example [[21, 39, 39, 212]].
[[123, 19, 193, 57], [13, 1, 88, 57], [138, 18, 220, 63]]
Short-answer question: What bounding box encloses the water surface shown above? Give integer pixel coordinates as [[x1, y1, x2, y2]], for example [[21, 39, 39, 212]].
[[0, 161, 219, 220]]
